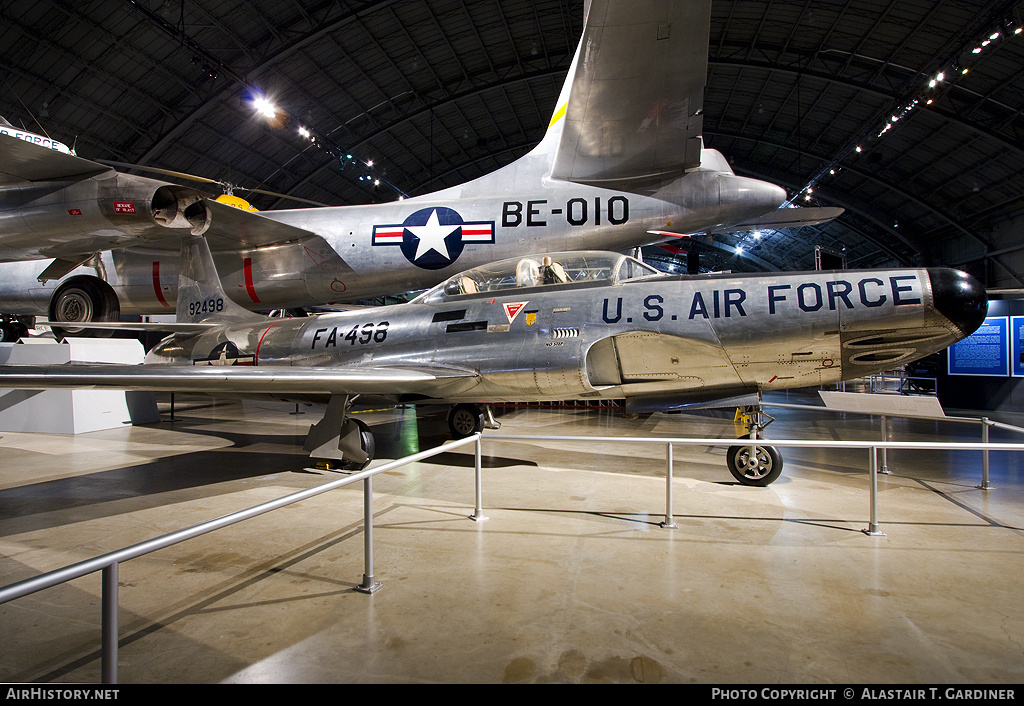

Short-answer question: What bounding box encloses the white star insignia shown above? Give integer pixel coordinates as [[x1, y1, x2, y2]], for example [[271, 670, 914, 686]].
[[408, 209, 459, 261]]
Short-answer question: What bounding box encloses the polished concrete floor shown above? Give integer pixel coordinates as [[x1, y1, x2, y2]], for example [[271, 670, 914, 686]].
[[0, 390, 1022, 684]]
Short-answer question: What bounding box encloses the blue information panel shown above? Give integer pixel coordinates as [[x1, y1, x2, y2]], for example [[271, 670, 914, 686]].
[[948, 316, 1009, 376], [1012, 316, 1024, 377]]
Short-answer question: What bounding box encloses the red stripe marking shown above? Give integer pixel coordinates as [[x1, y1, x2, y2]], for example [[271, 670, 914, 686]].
[[244, 257, 261, 304], [152, 261, 170, 308], [255, 321, 282, 365]]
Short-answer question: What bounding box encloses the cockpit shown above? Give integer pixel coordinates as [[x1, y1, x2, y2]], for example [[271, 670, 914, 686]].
[[416, 251, 663, 302]]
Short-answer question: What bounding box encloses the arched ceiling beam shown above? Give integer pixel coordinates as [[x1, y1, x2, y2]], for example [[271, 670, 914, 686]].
[[263, 66, 568, 207], [709, 129, 996, 258], [708, 55, 1024, 159]]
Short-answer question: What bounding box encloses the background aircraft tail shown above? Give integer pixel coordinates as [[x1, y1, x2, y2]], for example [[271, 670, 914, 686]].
[[537, 0, 711, 188], [176, 235, 265, 326]]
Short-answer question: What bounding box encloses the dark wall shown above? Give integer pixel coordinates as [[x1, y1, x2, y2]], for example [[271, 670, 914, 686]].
[[935, 299, 1024, 412]]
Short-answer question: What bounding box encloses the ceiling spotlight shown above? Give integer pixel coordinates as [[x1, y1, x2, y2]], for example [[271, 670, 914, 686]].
[[253, 95, 277, 118], [298, 126, 310, 138], [855, 145, 862, 153]]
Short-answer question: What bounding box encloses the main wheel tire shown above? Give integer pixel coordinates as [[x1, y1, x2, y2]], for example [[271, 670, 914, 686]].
[[726, 442, 783, 486], [448, 404, 484, 438], [48, 278, 119, 339], [344, 418, 375, 471], [0, 323, 21, 342]]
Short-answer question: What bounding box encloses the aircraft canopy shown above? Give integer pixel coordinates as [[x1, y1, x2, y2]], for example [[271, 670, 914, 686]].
[[419, 251, 662, 302]]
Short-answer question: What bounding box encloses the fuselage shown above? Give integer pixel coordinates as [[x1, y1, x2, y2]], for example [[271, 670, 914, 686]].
[[0, 157, 783, 314], [147, 255, 987, 407]]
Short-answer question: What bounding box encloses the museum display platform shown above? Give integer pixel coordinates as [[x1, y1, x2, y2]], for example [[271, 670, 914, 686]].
[[0, 390, 1022, 684]]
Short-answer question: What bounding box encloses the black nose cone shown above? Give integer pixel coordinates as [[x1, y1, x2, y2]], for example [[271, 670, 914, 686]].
[[928, 268, 987, 337]]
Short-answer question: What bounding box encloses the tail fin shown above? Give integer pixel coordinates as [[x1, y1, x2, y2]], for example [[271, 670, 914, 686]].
[[539, 0, 711, 187], [177, 235, 264, 325]]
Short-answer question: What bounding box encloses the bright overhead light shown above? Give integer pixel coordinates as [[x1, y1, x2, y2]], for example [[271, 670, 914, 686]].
[[298, 126, 310, 138], [253, 96, 277, 118]]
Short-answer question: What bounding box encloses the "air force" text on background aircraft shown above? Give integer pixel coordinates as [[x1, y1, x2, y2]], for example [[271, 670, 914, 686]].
[[0, 234, 986, 486], [0, 0, 840, 341]]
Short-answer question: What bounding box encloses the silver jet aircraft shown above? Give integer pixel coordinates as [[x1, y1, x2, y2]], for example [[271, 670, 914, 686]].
[[0, 235, 987, 486], [0, 0, 840, 339]]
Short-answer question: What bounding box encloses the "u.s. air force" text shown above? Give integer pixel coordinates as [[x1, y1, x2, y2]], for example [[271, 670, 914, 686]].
[[602, 276, 922, 323]]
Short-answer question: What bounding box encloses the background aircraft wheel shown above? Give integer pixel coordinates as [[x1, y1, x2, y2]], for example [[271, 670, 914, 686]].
[[726, 442, 783, 486], [343, 418, 375, 471], [0, 322, 27, 342], [48, 277, 119, 339], [448, 404, 484, 438]]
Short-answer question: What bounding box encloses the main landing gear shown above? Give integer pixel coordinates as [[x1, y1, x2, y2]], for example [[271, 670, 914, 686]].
[[727, 403, 783, 486], [303, 395, 375, 471], [447, 403, 500, 438]]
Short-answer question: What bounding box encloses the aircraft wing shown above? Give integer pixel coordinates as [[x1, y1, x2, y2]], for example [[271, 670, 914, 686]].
[[550, 0, 711, 186], [0, 364, 477, 397], [200, 198, 324, 252], [0, 132, 112, 184], [710, 206, 845, 233]]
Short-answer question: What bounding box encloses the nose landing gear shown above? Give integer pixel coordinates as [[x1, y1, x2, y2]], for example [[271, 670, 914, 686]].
[[726, 403, 783, 486]]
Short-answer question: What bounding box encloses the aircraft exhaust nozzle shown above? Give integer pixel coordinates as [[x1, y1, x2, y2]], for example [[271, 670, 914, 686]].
[[152, 185, 211, 234], [928, 268, 987, 338]]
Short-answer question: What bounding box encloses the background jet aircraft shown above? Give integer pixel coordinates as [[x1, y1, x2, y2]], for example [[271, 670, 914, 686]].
[[0, 234, 986, 486], [0, 0, 839, 340]]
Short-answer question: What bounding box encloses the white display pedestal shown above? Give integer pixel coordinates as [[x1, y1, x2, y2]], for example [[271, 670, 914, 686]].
[[0, 338, 160, 433]]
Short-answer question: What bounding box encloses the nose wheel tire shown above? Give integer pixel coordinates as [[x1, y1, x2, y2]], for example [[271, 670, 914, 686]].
[[448, 404, 485, 438], [726, 443, 783, 486]]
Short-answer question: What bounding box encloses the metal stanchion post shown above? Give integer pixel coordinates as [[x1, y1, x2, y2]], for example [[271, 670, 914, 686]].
[[470, 434, 488, 522], [979, 418, 993, 490], [102, 562, 118, 684], [661, 442, 677, 529], [355, 477, 382, 594], [864, 446, 886, 536], [880, 414, 890, 474]]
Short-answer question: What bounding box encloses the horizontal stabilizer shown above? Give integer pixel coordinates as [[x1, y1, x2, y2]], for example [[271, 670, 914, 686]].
[[710, 206, 845, 234], [36, 320, 218, 334], [200, 199, 324, 252], [0, 132, 112, 184]]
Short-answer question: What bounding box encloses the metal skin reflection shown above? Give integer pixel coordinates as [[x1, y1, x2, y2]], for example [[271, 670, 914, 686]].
[[0, 235, 987, 486]]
